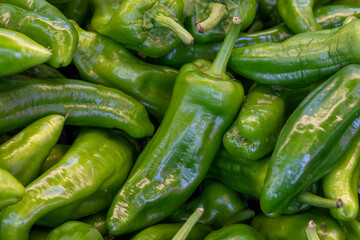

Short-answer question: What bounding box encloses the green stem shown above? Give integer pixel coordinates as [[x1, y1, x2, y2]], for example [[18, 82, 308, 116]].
[[306, 220, 320, 240], [197, 3, 227, 33], [297, 191, 343, 209], [172, 208, 204, 240], [207, 17, 242, 77], [223, 209, 255, 226], [183, 0, 195, 17], [155, 13, 194, 45]]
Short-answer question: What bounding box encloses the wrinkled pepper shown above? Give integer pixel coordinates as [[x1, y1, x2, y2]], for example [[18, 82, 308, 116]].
[[47, 221, 102, 240], [229, 19, 360, 87], [315, 5, 360, 29], [260, 64, 360, 217], [0, 78, 154, 138], [106, 17, 244, 235], [72, 22, 178, 118], [204, 224, 265, 240], [0, 128, 137, 239]]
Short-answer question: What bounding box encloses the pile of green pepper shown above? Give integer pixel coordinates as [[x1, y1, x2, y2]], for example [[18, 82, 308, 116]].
[[0, 0, 360, 239]]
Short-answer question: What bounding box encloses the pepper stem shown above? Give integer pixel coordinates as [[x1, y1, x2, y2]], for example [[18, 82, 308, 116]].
[[183, 0, 195, 17], [172, 208, 204, 240], [297, 192, 343, 209], [206, 17, 242, 78], [154, 13, 194, 45], [306, 220, 320, 240], [197, 3, 227, 33]]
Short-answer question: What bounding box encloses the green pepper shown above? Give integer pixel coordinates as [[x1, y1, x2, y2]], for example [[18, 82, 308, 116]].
[[184, 0, 256, 44], [0, 168, 24, 210], [0, 0, 78, 68], [252, 209, 346, 240], [72, 22, 178, 118], [315, 5, 360, 29], [0, 78, 154, 138], [322, 134, 360, 221], [332, 0, 360, 6], [278, 0, 323, 34], [0, 28, 52, 77], [47, 221, 102, 240], [39, 144, 70, 175], [106, 17, 244, 235], [81, 212, 107, 237], [0, 114, 66, 186], [338, 220, 360, 240], [93, 0, 193, 57], [29, 227, 52, 240], [167, 180, 254, 229], [61, 0, 91, 27], [90, 0, 123, 33], [257, 0, 282, 28], [204, 224, 265, 240], [4, 64, 65, 80], [229, 20, 360, 88], [0, 128, 137, 239], [260, 64, 360, 217]]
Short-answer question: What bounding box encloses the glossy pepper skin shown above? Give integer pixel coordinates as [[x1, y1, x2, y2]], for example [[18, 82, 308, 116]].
[[167, 180, 253, 229], [0, 128, 137, 239], [0, 78, 154, 138], [0, 0, 78, 68], [81, 212, 107, 236], [0, 168, 24, 210], [106, 19, 244, 235], [73, 22, 178, 118], [260, 64, 360, 217], [90, 0, 124, 33], [4, 64, 65, 80], [93, 0, 193, 58], [0, 28, 52, 77], [252, 209, 346, 240], [39, 144, 70, 175], [47, 221, 102, 240], [315, 5, 360, 29], [322, 134, 360, 221], [0, 114, 65, 186], [229, 20, 360, 88], [130, 223, 212, 240], [184, 0, 256, 44], [204, 224, 265, 240], [278, 0, 323, 34]]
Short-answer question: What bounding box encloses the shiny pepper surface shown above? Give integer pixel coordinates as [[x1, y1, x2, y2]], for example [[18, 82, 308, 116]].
[[204, 224, 265, 240], [107, 19, 244, 235], [47, 221, 102, 240]]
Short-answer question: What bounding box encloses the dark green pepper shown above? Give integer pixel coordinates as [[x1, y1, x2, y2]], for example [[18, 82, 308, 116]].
[[39, 144, 70, 175], [0, 128, 137, 239], [252, 209, 346, 240], [315, 5, 360, 29], [0, 0, 78, 68], [257, 0, 282, 28], [0, 28, 52, 77], [81, 212, 107, 237], [260, 64, 360, 217], [106, 17, 244, 235], [47, 221, 102, 240], [0, 78, 154, 138], [0, 114, 65, 186], [61, 0, 91, 27], [4, 64, 65, 80], [229, 20, 360, 88], [0, 168, 24, 210], [332, 0, 360, 6], [72, 22, 178, 118], [204, 224, 265, 240]]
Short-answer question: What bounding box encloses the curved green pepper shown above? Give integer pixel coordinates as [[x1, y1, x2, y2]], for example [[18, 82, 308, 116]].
[[0, 168, 24, 210], [39, 144, 70, 175], [252, 209, 346, 240], [4, 64, 65, 80], [94, 0, 193, 57], [0, 114, 65, 186], [184, 0, 256, 44], [315, 5, 360, 29], [47, 221, 102, 240], [0, 78, 154, 138], [106, 18, 244, 235], [322, 134, 360, 221], [0, 128, 137, 239], [72, 22, 178, 118], [260, 64, 360, 217], [81, 212, 107, 237], [0, 28, 52, 77], [278, 0, 323, 34], [0, 0, 78, 68], [204, 224, 265, 240], [229, 20, 360, 88]]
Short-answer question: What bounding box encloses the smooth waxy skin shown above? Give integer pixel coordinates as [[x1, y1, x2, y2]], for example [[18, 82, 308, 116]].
[[0, 115, 65, 186], [322, 134, 360, 221], [91, 0, 124, 31], [315, 5, 360, 29], [278, 0, 323, 34], [252, 209, 346, 240], [0, 128, 137, 240], [39, 144, 70, 175], [81, 212, 108, 236], [260, 65, 360, 217], [47, 221, 102, 240], [0, 1, 78, 68], [204, 224, 265, 240], [73, 23, 178, 118], [0, 28, 52, 77], [0, 78, 154, 138], [130, 223, 212, 240], [0, 168, 24, 210], [229, 20, 360, 87]]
